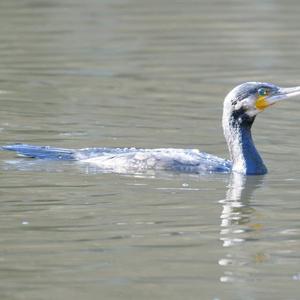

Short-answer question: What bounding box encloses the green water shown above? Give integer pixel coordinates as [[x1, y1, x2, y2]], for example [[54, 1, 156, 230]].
[[0, 1, 300, 299]]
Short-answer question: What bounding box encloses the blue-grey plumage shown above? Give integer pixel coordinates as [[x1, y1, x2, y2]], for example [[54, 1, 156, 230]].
[[2, 82, 300, 175], [222, 82, 300, 174]]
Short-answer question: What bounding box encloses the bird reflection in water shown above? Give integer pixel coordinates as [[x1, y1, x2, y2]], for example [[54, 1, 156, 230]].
[[218, 173, 266, 283]]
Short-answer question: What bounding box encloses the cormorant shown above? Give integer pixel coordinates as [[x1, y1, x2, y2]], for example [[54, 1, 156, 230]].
[[2, 82, 300, 175]]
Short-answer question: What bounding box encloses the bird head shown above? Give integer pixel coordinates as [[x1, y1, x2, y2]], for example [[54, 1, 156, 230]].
[[223, 82, 300, 126]]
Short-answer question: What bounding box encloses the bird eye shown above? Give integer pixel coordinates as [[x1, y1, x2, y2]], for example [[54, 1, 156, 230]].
[[257, 88, 269, 96]]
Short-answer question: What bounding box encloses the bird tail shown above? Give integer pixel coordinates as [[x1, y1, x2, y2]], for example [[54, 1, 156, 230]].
[[1, 144, 76, 160]]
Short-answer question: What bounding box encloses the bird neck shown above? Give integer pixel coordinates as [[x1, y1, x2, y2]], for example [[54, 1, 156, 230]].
[[223, 113, 267, 175]]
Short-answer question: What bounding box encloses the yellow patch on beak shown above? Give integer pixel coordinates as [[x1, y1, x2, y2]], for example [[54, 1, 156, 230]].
[[255, 96, 270, 110]]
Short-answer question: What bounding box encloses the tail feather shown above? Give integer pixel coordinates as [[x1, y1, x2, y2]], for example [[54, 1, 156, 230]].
[[1, 144, 76, 160]]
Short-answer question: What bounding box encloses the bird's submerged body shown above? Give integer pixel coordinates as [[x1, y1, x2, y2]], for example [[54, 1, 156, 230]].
[[2, 82, 300, 175], [1, 144, 232, 174]]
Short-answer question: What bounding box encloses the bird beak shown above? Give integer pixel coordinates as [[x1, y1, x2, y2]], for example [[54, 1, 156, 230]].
[[256, 86, 300, 110], [267, 86, 300, 104]]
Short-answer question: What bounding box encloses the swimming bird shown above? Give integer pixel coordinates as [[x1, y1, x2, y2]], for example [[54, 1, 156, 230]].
[[2, 82, 300, 175]]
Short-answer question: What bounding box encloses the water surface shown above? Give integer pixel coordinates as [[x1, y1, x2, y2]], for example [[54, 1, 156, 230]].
[[0, 0, 300, 299]]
